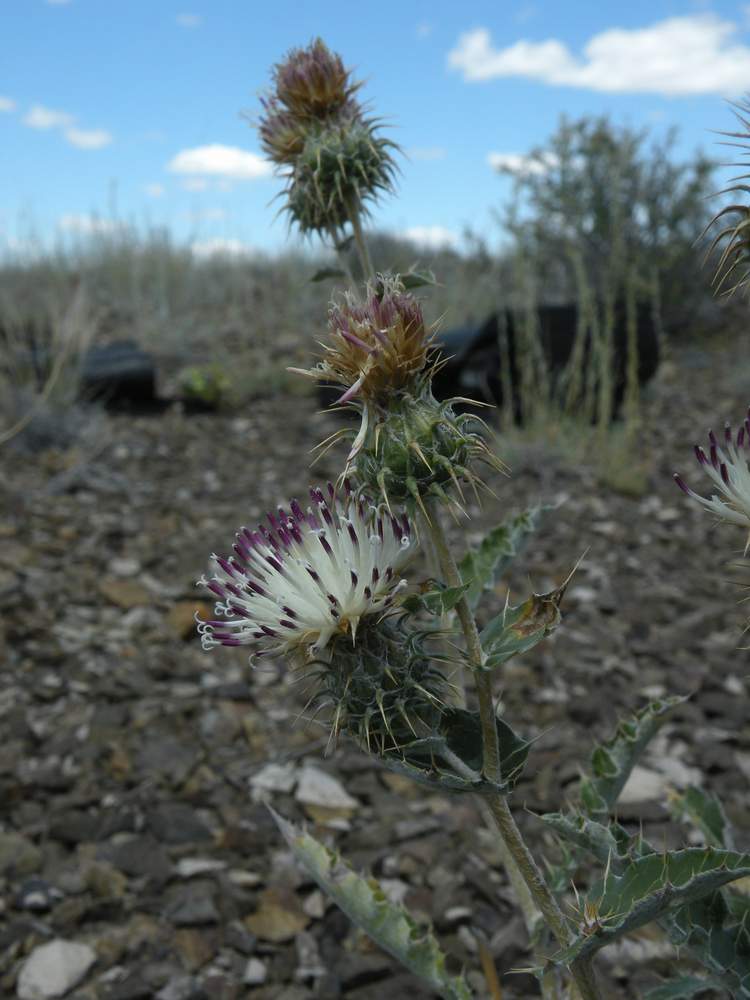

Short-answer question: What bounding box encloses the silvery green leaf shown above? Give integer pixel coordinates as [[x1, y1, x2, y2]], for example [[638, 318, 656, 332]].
[[644, 975, 725, 999], [402, 582, 471, 616], [578, 696, 687, 819], [550, 848, 750, 967], [270, 809, 473, 1000], [670, 785, 735, 850], [377, 707, 530, 795], [459, 506, 544, 610]]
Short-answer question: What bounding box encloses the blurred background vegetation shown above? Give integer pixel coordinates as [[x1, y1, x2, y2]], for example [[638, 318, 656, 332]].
[[0, 114, 739, 474]]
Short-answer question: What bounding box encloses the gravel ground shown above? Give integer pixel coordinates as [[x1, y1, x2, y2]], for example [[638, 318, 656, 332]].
[[1, 329, 748, 999]]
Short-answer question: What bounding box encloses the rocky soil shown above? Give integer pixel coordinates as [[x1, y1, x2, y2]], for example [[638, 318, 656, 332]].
[[1, 330, 748, 1000]]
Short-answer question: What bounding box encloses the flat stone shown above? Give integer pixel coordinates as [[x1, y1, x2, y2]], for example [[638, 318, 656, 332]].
[[175, 858, 226, 878], [99, 578, 152, 609], [98, 835, 172, 881], [0, 832, 42, 877], [295, 765, 358, 811], [250, 762, 297, 794], [242, 958, 267, 986], [167, 601, 213, 640], [164, 882, 220, 926], [17, 938, 96, 999], [146, 803, 212, 844], [244, 887, 310, 943], [618, 765, 668, 804]]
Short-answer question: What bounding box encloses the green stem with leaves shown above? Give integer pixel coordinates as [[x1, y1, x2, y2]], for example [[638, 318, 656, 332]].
[[424, 498, 601, 1000]]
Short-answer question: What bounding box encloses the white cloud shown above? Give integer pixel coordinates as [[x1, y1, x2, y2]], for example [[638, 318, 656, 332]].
[[407, 146, 447, 161], [180, 176, 210, 192], [168, 144, 271, 180], [187, 207, 227, 222], [448, 15, 750, 95], [487, 151, 558, 175], [191, 238, 254, 258], [0, 97, 16, 113], [176, 12, 202, 28], [145, 182, 165, 197], [401, 225, 459, 249], [58, 214, 120, 235], [24, 104, 74, 129], [65, 127, 112, 149]]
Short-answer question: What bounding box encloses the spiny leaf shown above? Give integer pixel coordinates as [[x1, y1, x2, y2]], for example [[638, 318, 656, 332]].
[[643, 974, 726, 999], [479, 583, 566, 669], [402, 581, 472, 616], [400, 269, 437, 290], [670, 785, 735, 850], [578, 696, 687, 819], [269, 809, 473, 1000], [669, 894, 750, 996], [459, 505, 546, 611], [378, 707, 530, 795], [550, 848, 750, 967], [541, 812, 622, 867]]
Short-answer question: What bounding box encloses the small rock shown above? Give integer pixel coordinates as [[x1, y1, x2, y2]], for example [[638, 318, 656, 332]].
[[250, 762, 297, 795], [0, 832, 42, 877], [164, 882, 219, 926], [167, 601, 212, 640], [99, 578, 152, 609], [175, 858, 226, 879], [618, 765, 668, 804], [16, 878, 63, 913], [98, 835, 172, 881], [172, 928, 217, 972], [146, 803, 212, 845], [155, 976, 196, 1000], [245, 887, 310, 943], [110, 558, 141, 577], [295, 765, 358, 811], [17, 938, 96, 999], [242, 958, 267, 986]]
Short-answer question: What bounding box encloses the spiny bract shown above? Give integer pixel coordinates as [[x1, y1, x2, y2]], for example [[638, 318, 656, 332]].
[[352, 384, 503, 512]]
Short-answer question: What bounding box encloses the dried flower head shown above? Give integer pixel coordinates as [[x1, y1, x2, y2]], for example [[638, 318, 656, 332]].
[[295, 275, 432, 406], [257, 96, 308, 165], [197, 482, 415, 660], [675, 408, 750, 548], [273, 38, 357, 119], [255, 38, 399, 237]]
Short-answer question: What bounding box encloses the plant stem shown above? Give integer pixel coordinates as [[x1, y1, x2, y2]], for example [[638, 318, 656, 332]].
[[346, 196, 375, 282], [424, 498, 601, 1000]]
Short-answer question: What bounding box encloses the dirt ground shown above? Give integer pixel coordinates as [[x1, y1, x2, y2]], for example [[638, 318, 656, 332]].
[[1, 327, 748, 1000]]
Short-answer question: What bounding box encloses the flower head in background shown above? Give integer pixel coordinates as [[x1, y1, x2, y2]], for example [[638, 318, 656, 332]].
[[255, 38, 399, 238], [675, 408, 750, 548], [294, 275, 433, 407], [272, 38, 358, 119], [197, 483, 415, 660]]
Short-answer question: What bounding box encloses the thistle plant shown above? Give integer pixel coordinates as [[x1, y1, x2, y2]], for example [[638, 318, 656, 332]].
[[195, 42, 750, 1000], [257, 37, 398, 265]]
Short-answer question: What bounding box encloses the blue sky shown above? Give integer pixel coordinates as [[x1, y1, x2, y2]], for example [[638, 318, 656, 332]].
[[2, 0, 750, 258]]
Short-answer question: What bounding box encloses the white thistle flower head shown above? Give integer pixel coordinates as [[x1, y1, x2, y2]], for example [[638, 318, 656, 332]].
[[674, 408, 750, 550], [197, 482, 415, 660]]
